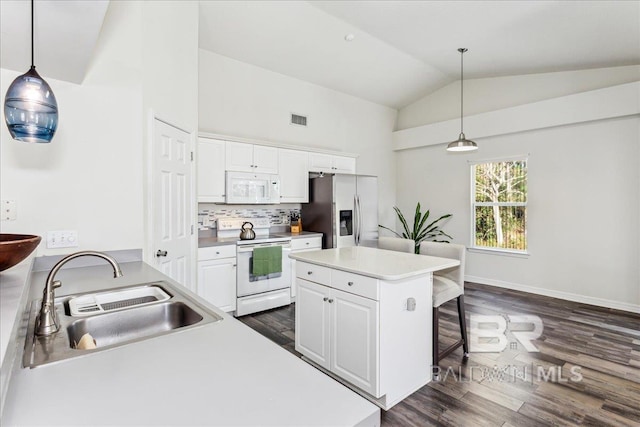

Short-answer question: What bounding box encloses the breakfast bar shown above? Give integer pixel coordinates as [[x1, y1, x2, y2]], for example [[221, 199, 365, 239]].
[[290, 246, 460, 410]]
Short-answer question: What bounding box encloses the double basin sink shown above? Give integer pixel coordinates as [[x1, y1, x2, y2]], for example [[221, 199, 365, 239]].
[[23, 281, 223, 368]]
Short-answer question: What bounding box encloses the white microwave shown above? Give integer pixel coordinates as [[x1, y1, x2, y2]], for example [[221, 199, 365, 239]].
[[225, 171, 280, 204]]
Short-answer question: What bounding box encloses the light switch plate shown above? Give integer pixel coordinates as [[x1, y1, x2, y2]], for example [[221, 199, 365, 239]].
[[47, 230, 79, 249], [1, 200, 17, 221]]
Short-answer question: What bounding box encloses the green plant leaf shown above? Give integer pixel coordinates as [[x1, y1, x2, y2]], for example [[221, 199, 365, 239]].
[[379, 203, 453, 248], [393, 206, 411, 238], [378, 225, 402, 238]]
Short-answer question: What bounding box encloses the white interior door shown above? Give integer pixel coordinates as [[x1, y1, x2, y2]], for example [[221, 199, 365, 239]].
[[151, 119, 193, 288]]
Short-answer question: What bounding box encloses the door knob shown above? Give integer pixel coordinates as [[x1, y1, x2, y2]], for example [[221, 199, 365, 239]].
[[156, 250, 168, 257]]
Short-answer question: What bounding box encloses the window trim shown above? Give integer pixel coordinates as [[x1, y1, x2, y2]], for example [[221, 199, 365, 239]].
[[470, 156, 529, 255]]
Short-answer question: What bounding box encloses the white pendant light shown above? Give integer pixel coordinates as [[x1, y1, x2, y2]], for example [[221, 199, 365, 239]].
[[3, 0, 58, 143], [447, 48, 477, 152]]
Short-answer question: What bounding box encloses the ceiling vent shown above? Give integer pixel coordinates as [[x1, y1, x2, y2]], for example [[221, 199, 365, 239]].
[[290, 113, 307, 127]]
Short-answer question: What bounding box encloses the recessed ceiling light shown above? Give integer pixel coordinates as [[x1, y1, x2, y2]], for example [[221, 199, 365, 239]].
[[344, 34, 355, 42]]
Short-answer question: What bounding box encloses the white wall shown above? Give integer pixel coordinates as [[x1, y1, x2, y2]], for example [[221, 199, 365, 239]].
[[397, 65, 640, 130], [141, 1, 199, 133], [0, 1, 144, 255], [395, 78, 640, 310], [0, 1, 199, 258], [140, 0, 199, 269], [198, 49, 398, 227]]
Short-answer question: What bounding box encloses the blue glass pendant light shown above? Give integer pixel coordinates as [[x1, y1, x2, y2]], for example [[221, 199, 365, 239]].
[[4, 0, 58, 143]]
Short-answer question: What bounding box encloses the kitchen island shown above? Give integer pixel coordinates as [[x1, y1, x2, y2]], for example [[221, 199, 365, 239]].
[[290, 246, 459, 410], [1, 259, 380, 426]]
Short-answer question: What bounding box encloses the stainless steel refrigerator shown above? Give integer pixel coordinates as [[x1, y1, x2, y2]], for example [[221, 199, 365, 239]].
[[301, 174, 378, 249]]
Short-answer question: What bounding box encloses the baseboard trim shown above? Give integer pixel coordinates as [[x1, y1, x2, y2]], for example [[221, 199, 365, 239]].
[[465, 275, 640, 314]]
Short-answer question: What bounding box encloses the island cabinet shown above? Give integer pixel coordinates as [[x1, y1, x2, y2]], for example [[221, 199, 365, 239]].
[[294, 259, 433, 410]]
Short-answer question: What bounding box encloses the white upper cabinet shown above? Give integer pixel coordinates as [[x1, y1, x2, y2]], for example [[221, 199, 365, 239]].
[[197, 138, 226, 203], [309, 153, 356, 174], [332, 156, 356, 174], [278, 149, 309, 203], [226, 141, 278, 174]]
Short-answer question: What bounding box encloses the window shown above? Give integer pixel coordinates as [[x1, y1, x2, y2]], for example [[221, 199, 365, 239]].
[[472, 158, 527, 253]]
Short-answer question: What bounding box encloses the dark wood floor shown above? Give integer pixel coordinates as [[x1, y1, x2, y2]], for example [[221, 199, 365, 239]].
[[238, 283, 640, 426]]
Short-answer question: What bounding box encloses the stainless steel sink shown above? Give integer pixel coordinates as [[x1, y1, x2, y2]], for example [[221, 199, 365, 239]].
[[23, 281, 222, 368], [67, 301, 203, 349]]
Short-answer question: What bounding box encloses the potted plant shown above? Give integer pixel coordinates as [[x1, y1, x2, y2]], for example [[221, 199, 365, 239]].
[[379, 203, 452, 254]]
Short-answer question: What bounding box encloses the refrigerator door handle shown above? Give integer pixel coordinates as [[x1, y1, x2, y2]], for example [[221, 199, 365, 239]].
[[358, 195, 363, 245], [354, 195, 359, 245], [355, 195, 362, 245]]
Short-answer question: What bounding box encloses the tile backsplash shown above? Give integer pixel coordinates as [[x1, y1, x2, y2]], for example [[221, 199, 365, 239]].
[[198, 204, 301, 229]]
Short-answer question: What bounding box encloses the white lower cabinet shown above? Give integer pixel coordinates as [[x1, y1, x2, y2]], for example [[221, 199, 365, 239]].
[[296, 279, 380, 398], [197, 246, 236, 312], [290, 236, 322, 298], [294, 260, 432, 410]]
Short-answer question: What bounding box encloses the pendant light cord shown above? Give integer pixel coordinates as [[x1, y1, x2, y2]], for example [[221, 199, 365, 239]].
[[31, 0, 34, 68], [460, 49, 464, 134]]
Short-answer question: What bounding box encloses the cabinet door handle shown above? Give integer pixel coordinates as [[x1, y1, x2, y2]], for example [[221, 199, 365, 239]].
[[328, 299, 334, 303], [347, 281, 354, 286], [323, 297, 328, 302], [156, 250, 168, 257]]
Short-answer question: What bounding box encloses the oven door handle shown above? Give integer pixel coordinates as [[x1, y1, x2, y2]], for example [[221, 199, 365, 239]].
[[237, 243, 291, 253]]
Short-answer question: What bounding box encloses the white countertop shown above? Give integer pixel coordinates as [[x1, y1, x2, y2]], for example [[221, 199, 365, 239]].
[[289, 246, 460, 280], [0, 255, 35, 413], [1, 261, 379, 426], [0, 255, 33, 365]]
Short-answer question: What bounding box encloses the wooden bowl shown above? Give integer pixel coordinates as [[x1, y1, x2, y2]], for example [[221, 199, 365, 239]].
[[0, 234, 41, 272]]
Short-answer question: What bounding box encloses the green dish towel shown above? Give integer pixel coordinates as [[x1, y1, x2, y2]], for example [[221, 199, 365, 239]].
[[252, 246, 282, 276]]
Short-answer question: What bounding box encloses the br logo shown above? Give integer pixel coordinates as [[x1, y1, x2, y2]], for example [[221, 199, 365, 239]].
[[469, 314, 543, 352]]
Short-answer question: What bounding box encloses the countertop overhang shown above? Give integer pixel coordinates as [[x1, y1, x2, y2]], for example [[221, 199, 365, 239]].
[[289, 246, 460, 280], [1, 260, 379, 426]]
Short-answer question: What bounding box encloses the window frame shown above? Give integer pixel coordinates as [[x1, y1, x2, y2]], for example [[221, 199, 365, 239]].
[[469, 156, 529, 256]]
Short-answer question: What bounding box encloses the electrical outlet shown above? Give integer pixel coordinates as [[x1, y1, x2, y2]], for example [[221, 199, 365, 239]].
[[1, 200, 17, 221], [47, 230, 79, 249]]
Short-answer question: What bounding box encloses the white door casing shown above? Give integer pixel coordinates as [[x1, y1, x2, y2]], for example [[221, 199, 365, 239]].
[[151, 118, 194, 288]]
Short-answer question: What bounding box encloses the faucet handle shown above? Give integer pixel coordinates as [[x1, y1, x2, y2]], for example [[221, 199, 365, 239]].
[[51, 280, 62, 290]]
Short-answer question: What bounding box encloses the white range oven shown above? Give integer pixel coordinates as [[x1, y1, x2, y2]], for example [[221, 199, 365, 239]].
[[218, 218, 292, 316]]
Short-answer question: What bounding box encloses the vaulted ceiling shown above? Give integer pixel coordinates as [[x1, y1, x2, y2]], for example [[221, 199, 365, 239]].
[[2, 1, 638, 109]]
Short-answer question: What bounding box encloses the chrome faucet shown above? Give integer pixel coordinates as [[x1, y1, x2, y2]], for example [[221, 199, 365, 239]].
[[36, 251, 123, 336]]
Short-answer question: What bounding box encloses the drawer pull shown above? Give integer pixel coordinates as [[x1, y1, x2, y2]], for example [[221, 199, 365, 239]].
[[216, 251, 220, 255], [307, 271, 313, 275], [347, 281, 354, 286], [305, 242, 310, 245]]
